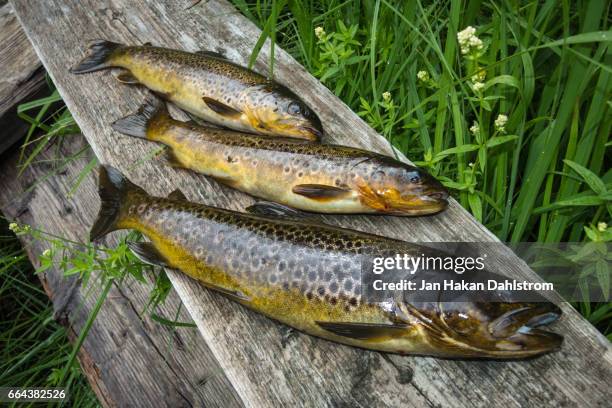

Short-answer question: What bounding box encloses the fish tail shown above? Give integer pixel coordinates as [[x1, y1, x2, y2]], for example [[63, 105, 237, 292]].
[[70, 39, 123, 74], [90, 165, 145, 242], [111, 94, 169, 139]]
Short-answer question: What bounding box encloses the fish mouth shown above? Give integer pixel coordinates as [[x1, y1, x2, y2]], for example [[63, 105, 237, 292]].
[[385, 193, 449, 216], [297, 125, 323, 141], [487, 303, 563, 357]]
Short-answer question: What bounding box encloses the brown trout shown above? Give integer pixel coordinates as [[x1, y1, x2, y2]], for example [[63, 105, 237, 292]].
[[92, 166, 563, 358], [70, 40, 323, 141], [111, 96, 448, 216]]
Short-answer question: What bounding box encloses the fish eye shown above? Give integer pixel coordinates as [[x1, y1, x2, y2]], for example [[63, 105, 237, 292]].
[[407, 172, 421, 184], [288, 102, 302, 116]]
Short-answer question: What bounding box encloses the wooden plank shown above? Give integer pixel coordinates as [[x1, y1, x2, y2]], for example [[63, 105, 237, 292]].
[[11, 0, 611, 406], [0, 137, 243, 408], [0, 2, 46, 154]]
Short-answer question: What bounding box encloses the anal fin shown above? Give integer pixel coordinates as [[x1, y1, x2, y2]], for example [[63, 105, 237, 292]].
[[206, 284, 250, 303], [128, 242, 169, 268]]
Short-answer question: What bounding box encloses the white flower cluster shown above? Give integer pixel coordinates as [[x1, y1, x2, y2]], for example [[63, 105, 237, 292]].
[[457, 26, 484, 55], [417, 70, 430, 83], [382, 91, 391, 102], [494, 114, 508, 133], [471, 81, 485, 93], [598, 222, 607, 232], [470, 121, 480, 136], [314, 26, 325, 41]]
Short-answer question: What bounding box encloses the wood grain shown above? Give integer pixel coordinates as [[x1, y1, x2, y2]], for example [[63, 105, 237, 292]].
[[0, 2, 47, 154], [10, 0, 611, 406], [0, 137, 242, 408]]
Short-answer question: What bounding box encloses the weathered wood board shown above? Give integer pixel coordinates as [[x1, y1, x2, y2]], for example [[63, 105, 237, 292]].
[[0, 2, 46, 154], [0, 137, 242, 407], [10, 0, 611, 407]]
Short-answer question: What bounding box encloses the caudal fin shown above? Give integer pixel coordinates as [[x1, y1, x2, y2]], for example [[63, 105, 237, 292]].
[[90, 166, 145, 241], [70, 40, 123, 74], [111, 94, 168, 139]]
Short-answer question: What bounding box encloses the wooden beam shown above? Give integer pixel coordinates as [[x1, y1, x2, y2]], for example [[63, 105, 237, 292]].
[[10, 0, 611, 406], [0, 2, 46, 154], [0, 137, 242, 407]]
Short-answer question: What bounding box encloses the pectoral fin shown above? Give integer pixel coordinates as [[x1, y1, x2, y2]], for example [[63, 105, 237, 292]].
[[128, 242, 169, 268], [167, 189, 187, 201], [292, 184, 351, 201], [246, 201, 310, 219], [316, 321, 409, 340], [203, 97, 242, 118]]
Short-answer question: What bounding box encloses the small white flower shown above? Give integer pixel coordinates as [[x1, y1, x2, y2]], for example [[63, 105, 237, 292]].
[[417, 70, 430, 82], [598, 222, 608, 232], [471, 81, 485, 93], [42, 249, 52, 257], [468, 162, 474, 167], [457, 26, 483, 55], [495, 114, 508, 133], [314, 26, 325, 40], [469, 121, 480, 136], [8, 222, 18, 232], [471, 70, 486, 82], [382, 91, 391, 102]]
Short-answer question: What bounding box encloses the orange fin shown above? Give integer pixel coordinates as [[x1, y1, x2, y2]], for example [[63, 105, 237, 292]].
[[292, 184, 351, 201], [203, 97, 242, 118], [316, 321, 409, 340]]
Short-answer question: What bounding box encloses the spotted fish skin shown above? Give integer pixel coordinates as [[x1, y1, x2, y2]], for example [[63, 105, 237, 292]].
[[111, 96, 449, 216], [92, 166, 563, 359], [71, 40, 323, 141]]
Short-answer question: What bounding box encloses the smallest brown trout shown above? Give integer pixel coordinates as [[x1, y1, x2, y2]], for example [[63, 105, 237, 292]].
[[90, 166, 563, 359], [71, 40, 323, 141]]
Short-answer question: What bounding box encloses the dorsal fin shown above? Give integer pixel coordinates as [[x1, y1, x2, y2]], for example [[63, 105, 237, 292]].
[[196, 50, 227, 59]]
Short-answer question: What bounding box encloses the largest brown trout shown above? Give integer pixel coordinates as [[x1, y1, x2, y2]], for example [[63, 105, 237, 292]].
[[92, 166, 563, 358], [71, 40, 323, 141]]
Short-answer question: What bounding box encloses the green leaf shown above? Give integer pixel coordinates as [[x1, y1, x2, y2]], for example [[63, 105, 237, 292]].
[[595, 259, 610, 301], [563, 160, 607, 195], [468, 193, 482, 222], [483, 75, 521, 91], [534, 195, 604, 213], [486, 135, 518, 148], [434, 144, 479, 159]]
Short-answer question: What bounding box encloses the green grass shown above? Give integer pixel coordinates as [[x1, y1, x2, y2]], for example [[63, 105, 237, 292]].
[[229, 0, 611, 336], [0, 221, 100, 407]]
